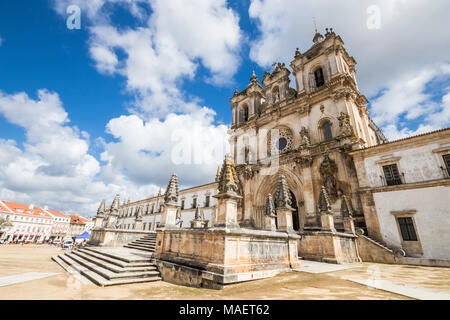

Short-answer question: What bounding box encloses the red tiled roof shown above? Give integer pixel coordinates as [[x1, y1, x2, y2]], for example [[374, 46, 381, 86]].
[[0, 201, 52, 219], [46, 209, 70, 218], [69, 214, 91, 224]]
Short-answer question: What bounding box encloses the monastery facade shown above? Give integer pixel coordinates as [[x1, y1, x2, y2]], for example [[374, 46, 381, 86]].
[[90, 29, 450, 288]]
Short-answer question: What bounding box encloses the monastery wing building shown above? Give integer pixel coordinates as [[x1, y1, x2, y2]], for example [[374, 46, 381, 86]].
[[86, 29, 450, 288]]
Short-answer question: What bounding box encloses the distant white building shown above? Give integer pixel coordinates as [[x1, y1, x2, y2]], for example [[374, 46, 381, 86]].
[[0, 201, 53, 243], [44, 208, 71, 241], [113, 182, 218, 231]]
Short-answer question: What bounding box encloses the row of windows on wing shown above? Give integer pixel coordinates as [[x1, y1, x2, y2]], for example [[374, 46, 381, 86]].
[[119, 195, 212, 217], [236, 67, 327, 124]]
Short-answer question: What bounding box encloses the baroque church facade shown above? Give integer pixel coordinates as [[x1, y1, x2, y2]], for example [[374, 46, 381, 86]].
[[229, 27, 386, 233], [92, 29, 450, 273]]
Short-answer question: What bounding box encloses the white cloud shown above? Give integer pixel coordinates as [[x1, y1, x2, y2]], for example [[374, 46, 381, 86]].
[[100, 107, 229, 188], [0, 90, 163, 216], [54, 0, 242, 117], [248, 0, 450, 139], [370, 65, 450, 140]]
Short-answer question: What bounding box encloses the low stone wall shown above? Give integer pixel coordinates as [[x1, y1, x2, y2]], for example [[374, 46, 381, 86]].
[[356, 235, 398, 264], [89, 228, 155, 247], [298, 231, 361, 264], [356, 235, 450, 267], [154, 227, 300, 289]]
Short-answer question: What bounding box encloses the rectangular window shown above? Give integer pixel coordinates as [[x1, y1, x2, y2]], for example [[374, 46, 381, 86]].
[[397, 217, 418, 241], [205, 196, 210, 207], [383, 164, 402, 186], [181, 200, 185, 210], [192, 198, 197, 208], [443, 154, 450, 176]]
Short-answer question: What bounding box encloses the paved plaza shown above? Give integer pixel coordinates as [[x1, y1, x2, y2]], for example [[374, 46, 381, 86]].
[[0, 245, 449, 300]]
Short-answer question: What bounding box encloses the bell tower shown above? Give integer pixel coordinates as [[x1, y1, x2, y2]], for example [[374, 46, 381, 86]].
[[229, 28, 387, 232]]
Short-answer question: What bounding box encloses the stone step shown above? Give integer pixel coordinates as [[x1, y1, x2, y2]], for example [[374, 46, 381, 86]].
[[129, 242, 156, 248], [78, 248, 153, 268], [52, 255, 95, 285], [65, 253, 160, 281], [130, 240, 156, 245], [58, 254, 161, 287], [72, 250, 158, 274], [124, 244, 155, 253], [83, 247, 151, 264]]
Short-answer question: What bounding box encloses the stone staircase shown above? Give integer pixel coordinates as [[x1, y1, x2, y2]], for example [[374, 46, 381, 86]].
[[356, 232, 406, 264], [124, 233, 157, 252], [52, 245, 161, 286]]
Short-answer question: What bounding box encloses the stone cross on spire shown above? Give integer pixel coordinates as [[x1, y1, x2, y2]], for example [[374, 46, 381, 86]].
[[275, 175, 292, 209], [217, 154, 239, 195], [265, 193, 276, 217], [318, 186, 332, 214], [250, 69, 258, 84], [164, 173, 180, 206]]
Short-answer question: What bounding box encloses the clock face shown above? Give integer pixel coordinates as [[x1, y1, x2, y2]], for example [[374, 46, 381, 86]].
[[277, 137, 288, 151]]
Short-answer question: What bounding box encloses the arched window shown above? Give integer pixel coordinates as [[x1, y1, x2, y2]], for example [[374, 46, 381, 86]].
[[314, 67, 325, 87], [322, 121, 333, 141]]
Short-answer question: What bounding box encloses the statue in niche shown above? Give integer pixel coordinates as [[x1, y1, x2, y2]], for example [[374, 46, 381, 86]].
[[337, 112, 354, 138], [299, 127, 311, 147], [319, 154, 339, 202]]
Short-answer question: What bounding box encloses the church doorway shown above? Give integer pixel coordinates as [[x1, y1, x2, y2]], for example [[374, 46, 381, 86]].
[[289, 190, 300, 231]]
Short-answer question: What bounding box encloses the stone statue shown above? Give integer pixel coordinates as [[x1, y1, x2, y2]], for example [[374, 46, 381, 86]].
[[319, 155, 338, 202], [299, 126, 311, 147], [265, 194, 276, 217]]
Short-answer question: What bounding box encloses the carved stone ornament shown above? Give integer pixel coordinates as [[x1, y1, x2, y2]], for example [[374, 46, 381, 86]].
[[294, 156, 313, 168], [318, 185, 332, 214], [164, 173, 180, 206], [217, 154, 240, 195], [337, 112, 354, 138], [340, 194, 353, 218], [275, 175, 292, 209]]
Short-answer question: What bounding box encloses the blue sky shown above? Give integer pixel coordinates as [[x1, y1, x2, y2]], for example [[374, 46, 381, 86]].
[[0, 0, 449, 216]]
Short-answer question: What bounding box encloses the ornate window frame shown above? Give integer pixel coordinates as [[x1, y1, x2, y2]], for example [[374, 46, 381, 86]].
[[267, 126, 293, 156]]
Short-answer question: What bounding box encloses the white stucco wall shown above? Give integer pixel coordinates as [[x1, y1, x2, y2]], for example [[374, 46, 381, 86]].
[[373, 186, 450, 260], [364, 142, 445, 188]]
